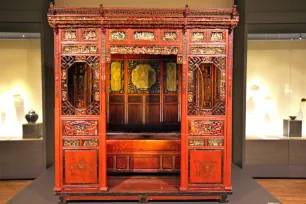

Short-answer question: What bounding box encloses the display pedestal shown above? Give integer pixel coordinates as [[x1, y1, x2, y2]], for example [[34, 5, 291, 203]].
[[22, 123, 43, 139], [283, 119, 302, 137]]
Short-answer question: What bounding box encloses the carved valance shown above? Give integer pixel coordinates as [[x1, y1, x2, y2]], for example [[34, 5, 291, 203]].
[[48, 3, 239, 30]]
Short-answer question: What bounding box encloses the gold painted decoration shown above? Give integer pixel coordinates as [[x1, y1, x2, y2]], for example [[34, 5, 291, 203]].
[[192, 32, 205, 41], [190, 46, 225, 55], [63, 30, 77, 40], [83, 30, 97, 41], [110, 62, 122, 92], [207, 139, 224, 146], [83, 139, 99, 147], [133, 31, 155, 41], [63, 45, 98, 54], [110, 46, 179, 55], [132, 64, 156, 90], [211, 32, 224, 41], [165, 63, 177, 92], [110, 31, 126, 40], [63, 139, 80, 146], [189, 139, 204, 146], [163, 32, 177, 41]]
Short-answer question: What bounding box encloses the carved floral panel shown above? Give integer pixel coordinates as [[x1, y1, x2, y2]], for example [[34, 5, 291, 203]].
[[190, 46, 225, 55], [189, 139, 205, 146], [191, 32, 205, 41], [63, 30, 77, 40], [83, 29, 97, 41], [109, 31, 127, 41], [162, 31, 177, 41], [210, 31, 224, 41], [189, 120, 223, 136], [133, 31, 155, 41], [110, 46, 179, 55], [62, 45, 98, 54], [63, 120, 98, 136], [83, 139, 99, 147], [207, 139, 224, 146], [63, 139, 80, 147]]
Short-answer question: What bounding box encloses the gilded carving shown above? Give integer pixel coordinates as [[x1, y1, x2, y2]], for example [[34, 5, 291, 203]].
[[163, 32, 177, 41], [61, 70, 67, 80], [177, 55, 183, 64], [110, 62, 123, 92], [70, 160, 93, 176], [133, 31, 155, 41], [110, 46, 179, 55], [165, 63, 177, 92], [83, 139, 99, 146], [83, 30, 97, 41], [63, 139, 80, 146], [191, 32, 205, 41], [63, 120, 98, 136], [190, 46, 225, 55], [63, 45, 98, 54], [94, 92, 100, 101], [128, 60, 160, 94], [132, 64, 156, 90], [211, 32, 224, 41], [63, 30, 77, 40], [189, 120, 223, 136], [62, 91, 67, 101], [110, 31, 126, 40], [189, 139, 204, 146], [207, 139, 224, 146]]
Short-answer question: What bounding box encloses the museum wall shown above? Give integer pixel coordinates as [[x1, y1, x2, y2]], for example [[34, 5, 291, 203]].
[[246, 40, 306, 138], [0, 40, 42, 139], [55, 0, 233, 8]]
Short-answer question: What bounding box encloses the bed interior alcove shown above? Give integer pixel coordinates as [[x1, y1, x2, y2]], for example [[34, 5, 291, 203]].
[[106, 54, 181, 174]]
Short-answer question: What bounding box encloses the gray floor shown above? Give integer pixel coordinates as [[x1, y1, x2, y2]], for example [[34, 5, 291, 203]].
[[8, 165, 280, 204]]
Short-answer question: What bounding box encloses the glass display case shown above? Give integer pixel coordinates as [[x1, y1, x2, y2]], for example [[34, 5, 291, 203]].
[[0, 32, 42, 140]]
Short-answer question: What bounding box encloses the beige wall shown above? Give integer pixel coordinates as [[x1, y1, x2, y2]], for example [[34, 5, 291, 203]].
[[55, 0, 233, 8], [0, 40, 42, 138], [246, 40, 306, 138]]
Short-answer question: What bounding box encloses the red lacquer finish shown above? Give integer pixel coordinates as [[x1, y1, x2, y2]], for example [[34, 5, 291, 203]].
[[48, 3, 238, 203]]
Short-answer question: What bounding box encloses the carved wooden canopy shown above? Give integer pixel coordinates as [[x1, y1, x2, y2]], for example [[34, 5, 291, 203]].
[[48, 3, 239, 31]]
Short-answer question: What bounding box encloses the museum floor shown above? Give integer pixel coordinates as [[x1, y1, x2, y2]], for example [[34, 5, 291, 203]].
[[1, 166, 306, 204]]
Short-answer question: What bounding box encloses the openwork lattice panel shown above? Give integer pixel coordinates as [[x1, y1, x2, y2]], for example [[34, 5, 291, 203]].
[[188, 120, 224, 136], [61, 56, 100, 115], [188, 56, 226, 115], [63, 120, 98, 136]]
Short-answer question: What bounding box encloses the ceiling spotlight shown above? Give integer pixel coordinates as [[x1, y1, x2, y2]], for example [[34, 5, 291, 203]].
[[22, 34, 25, 38], [299, 34, 302, 40]]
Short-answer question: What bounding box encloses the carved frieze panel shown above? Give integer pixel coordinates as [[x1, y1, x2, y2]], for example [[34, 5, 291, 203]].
[[83, 29, 97, 41], [188, 56, 226, 115], [162, 31, 178, 41], [210, 31, 225, 41], [63, 30, 77, 40], [189, 120, 223, 136], [109, 31, 127, 41], [207, 139, 224, 146], [133, 31, 155, 41], [63, 139, 80, 147], [110, 46, 179, 55], [191, 32, 206, 42], [128, 60, 160, 94], [83, 139, 99, 147], [62, 45, 98, 54], [61, 56, 100, 115], [190, 46, 225, 55], [189, 139, 204, 146], [63, 120, 98, 136]]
